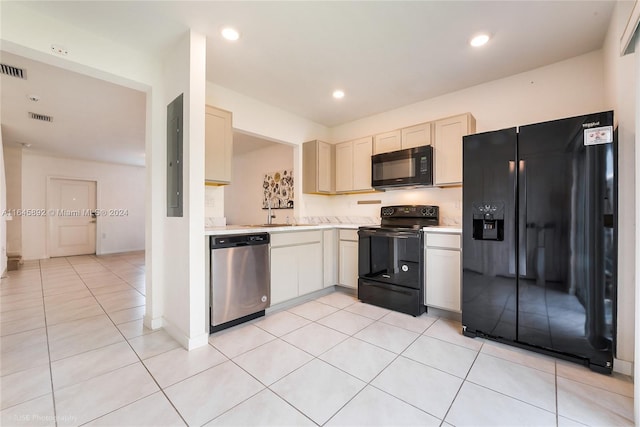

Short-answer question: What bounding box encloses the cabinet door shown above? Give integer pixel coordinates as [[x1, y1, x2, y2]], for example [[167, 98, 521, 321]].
[[335, 141, 354, 192], [270, 246, 299, 305], [352, 137, 373, 191], [318, 141, 333, 193], [401, 122, 431, 149], [303, 140, 334, 194], [373, 130, 401, 154], [298, 242, 323, 295], [433, 114, 475, 186], [425, 248, 461, 311], [205, 106, 232, 184], [323, 229, 337, 288], [339, 240, 359, 289]]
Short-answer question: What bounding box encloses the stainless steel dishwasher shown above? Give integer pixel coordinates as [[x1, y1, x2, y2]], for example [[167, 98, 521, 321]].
[[210, 233, 270, 333]]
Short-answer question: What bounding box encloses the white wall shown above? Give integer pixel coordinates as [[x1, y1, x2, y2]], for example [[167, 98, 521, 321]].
[[3, 146, 22, 255], [205, 83, 330, 220], [608, 0, 638, 373], [0, 1, 169, 339], [0, 128, 7, 276], [603, 0, 637, 374], [160, 31, 208, 349], [20, 152, 145, 260], [224, 143, 294, 225], [328, 50, 607, 225]]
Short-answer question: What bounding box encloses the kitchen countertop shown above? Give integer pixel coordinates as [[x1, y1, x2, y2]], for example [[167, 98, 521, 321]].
[[205, 223, 360, 236], [205, 224, 461, 235], [423, 226, 462, 233]]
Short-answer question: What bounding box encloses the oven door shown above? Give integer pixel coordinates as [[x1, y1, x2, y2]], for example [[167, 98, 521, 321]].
[[358, 227, 422, 288], [357, 227, 425, 316]]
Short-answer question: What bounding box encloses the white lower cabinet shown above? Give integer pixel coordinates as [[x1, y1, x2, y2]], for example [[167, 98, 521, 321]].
[[270, 245, 299, 304], [270, 231, 323, 305], [298, 242, 323, 295], [323, 229, 337, 287], [338, 230, 359, 289], [424, 231, 462, 312]]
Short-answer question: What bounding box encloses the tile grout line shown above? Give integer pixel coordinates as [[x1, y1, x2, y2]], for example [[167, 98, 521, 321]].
[[74, 264, 187, 425], [555, 360, 559, 427], [206, 299, 362, 426], [39, 258, 65, 427], [316, 303, 439, 425], [93, 256, 145, 297], [73, 259, 190, 427], [268, 302, 368, 427], [211, 356, 318, 427], [440, 339, 485, 425], [350, 316, 455, 424], [46, 255, 188, 426]]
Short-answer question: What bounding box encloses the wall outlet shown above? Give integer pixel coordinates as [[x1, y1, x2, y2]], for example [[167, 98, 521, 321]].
[[102, 233, 107, 239]]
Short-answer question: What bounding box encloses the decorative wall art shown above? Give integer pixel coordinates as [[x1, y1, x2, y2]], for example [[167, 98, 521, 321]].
[[263, 169, 294, 209]]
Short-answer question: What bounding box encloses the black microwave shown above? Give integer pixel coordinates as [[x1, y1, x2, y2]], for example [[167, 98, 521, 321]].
[[371, 145, 433, 190]]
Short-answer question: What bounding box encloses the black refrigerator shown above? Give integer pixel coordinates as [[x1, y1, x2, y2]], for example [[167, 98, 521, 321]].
[[462, 111, 617, 373]]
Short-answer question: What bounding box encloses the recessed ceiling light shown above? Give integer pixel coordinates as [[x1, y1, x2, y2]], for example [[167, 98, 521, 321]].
[[332, 90, 345, 99], [221, 27, 240, 41], [470, 33, 490, 47]]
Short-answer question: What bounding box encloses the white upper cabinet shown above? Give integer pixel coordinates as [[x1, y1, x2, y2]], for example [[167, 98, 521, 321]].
[[401, 122, 432, 149], [335, 141, 353, 192], [303, 140, 335, 194], [205, 105, 233, 184], [352, 137, 373, 191], [374, 122, 432, 154], [335, 136, 373, 193], [373, 130, 401, 154], [433, 113, 476, 186]]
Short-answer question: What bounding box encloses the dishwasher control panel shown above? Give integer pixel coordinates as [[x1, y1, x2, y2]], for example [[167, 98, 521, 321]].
[[211, 233, 270, 249]]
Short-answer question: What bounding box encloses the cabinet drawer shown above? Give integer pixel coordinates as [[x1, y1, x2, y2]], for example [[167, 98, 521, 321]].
[[271, 230, 323, 247], [339, 229, 358, 241], [426, 233, 460, 249]]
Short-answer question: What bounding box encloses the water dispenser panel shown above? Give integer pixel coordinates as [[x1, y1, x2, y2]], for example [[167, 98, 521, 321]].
[[472, 202, 505, 241]]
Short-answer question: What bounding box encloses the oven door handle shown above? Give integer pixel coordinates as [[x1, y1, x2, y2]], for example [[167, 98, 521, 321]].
[[358, 230, 419, 239]]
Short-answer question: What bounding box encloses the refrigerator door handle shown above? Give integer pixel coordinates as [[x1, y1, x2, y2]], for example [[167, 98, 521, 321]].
[[518, 160, 527, 276]]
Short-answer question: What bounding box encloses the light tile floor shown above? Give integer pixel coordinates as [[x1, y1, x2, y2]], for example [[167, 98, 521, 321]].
[[0, 253, 634, 426]]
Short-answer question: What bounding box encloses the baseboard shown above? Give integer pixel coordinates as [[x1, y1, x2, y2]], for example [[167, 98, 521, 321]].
[[266, 286, 338, 314], [97, 247, 145, 256], [143, 314, 163, 330], [426, 306, 462, 322], [161, 317, 209, 350], [613, 358, 633, 376]]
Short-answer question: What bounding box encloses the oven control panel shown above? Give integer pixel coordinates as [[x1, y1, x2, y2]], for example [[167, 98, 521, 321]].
[[381, 205, 439, 219]]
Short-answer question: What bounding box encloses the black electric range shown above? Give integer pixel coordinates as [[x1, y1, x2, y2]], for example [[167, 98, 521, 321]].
[[357, 205, 439, 316]]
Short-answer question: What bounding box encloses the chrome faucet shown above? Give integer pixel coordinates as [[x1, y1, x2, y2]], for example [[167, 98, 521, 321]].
[[267, 200, 274, 224]]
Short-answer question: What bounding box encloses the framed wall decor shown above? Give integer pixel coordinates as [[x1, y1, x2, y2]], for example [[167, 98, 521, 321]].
[[263, 169, 293, 209]]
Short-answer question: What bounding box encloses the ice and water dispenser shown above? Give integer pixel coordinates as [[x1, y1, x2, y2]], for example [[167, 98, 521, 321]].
[[472, 202, 504, 241]]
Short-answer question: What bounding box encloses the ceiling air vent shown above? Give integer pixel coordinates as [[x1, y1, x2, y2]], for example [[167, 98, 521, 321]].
[[0, 63, 26, 79], [29, 112, 53, 122]]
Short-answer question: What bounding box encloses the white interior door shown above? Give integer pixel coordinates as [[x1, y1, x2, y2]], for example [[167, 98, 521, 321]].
[[48, 178, 97, 257]]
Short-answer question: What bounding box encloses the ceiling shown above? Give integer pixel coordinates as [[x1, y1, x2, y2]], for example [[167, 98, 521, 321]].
[[1, 1, 617, 165], [0, 51, 146, 166]]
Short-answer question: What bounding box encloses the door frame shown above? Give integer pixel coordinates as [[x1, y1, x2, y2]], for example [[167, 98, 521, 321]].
[[46, 176, 101, 258]]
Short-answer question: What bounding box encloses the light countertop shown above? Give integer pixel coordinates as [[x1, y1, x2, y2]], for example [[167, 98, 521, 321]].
[[205, 224, 461, 235], [205, 223, 360, 236], [423, 226, 462, 234]]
